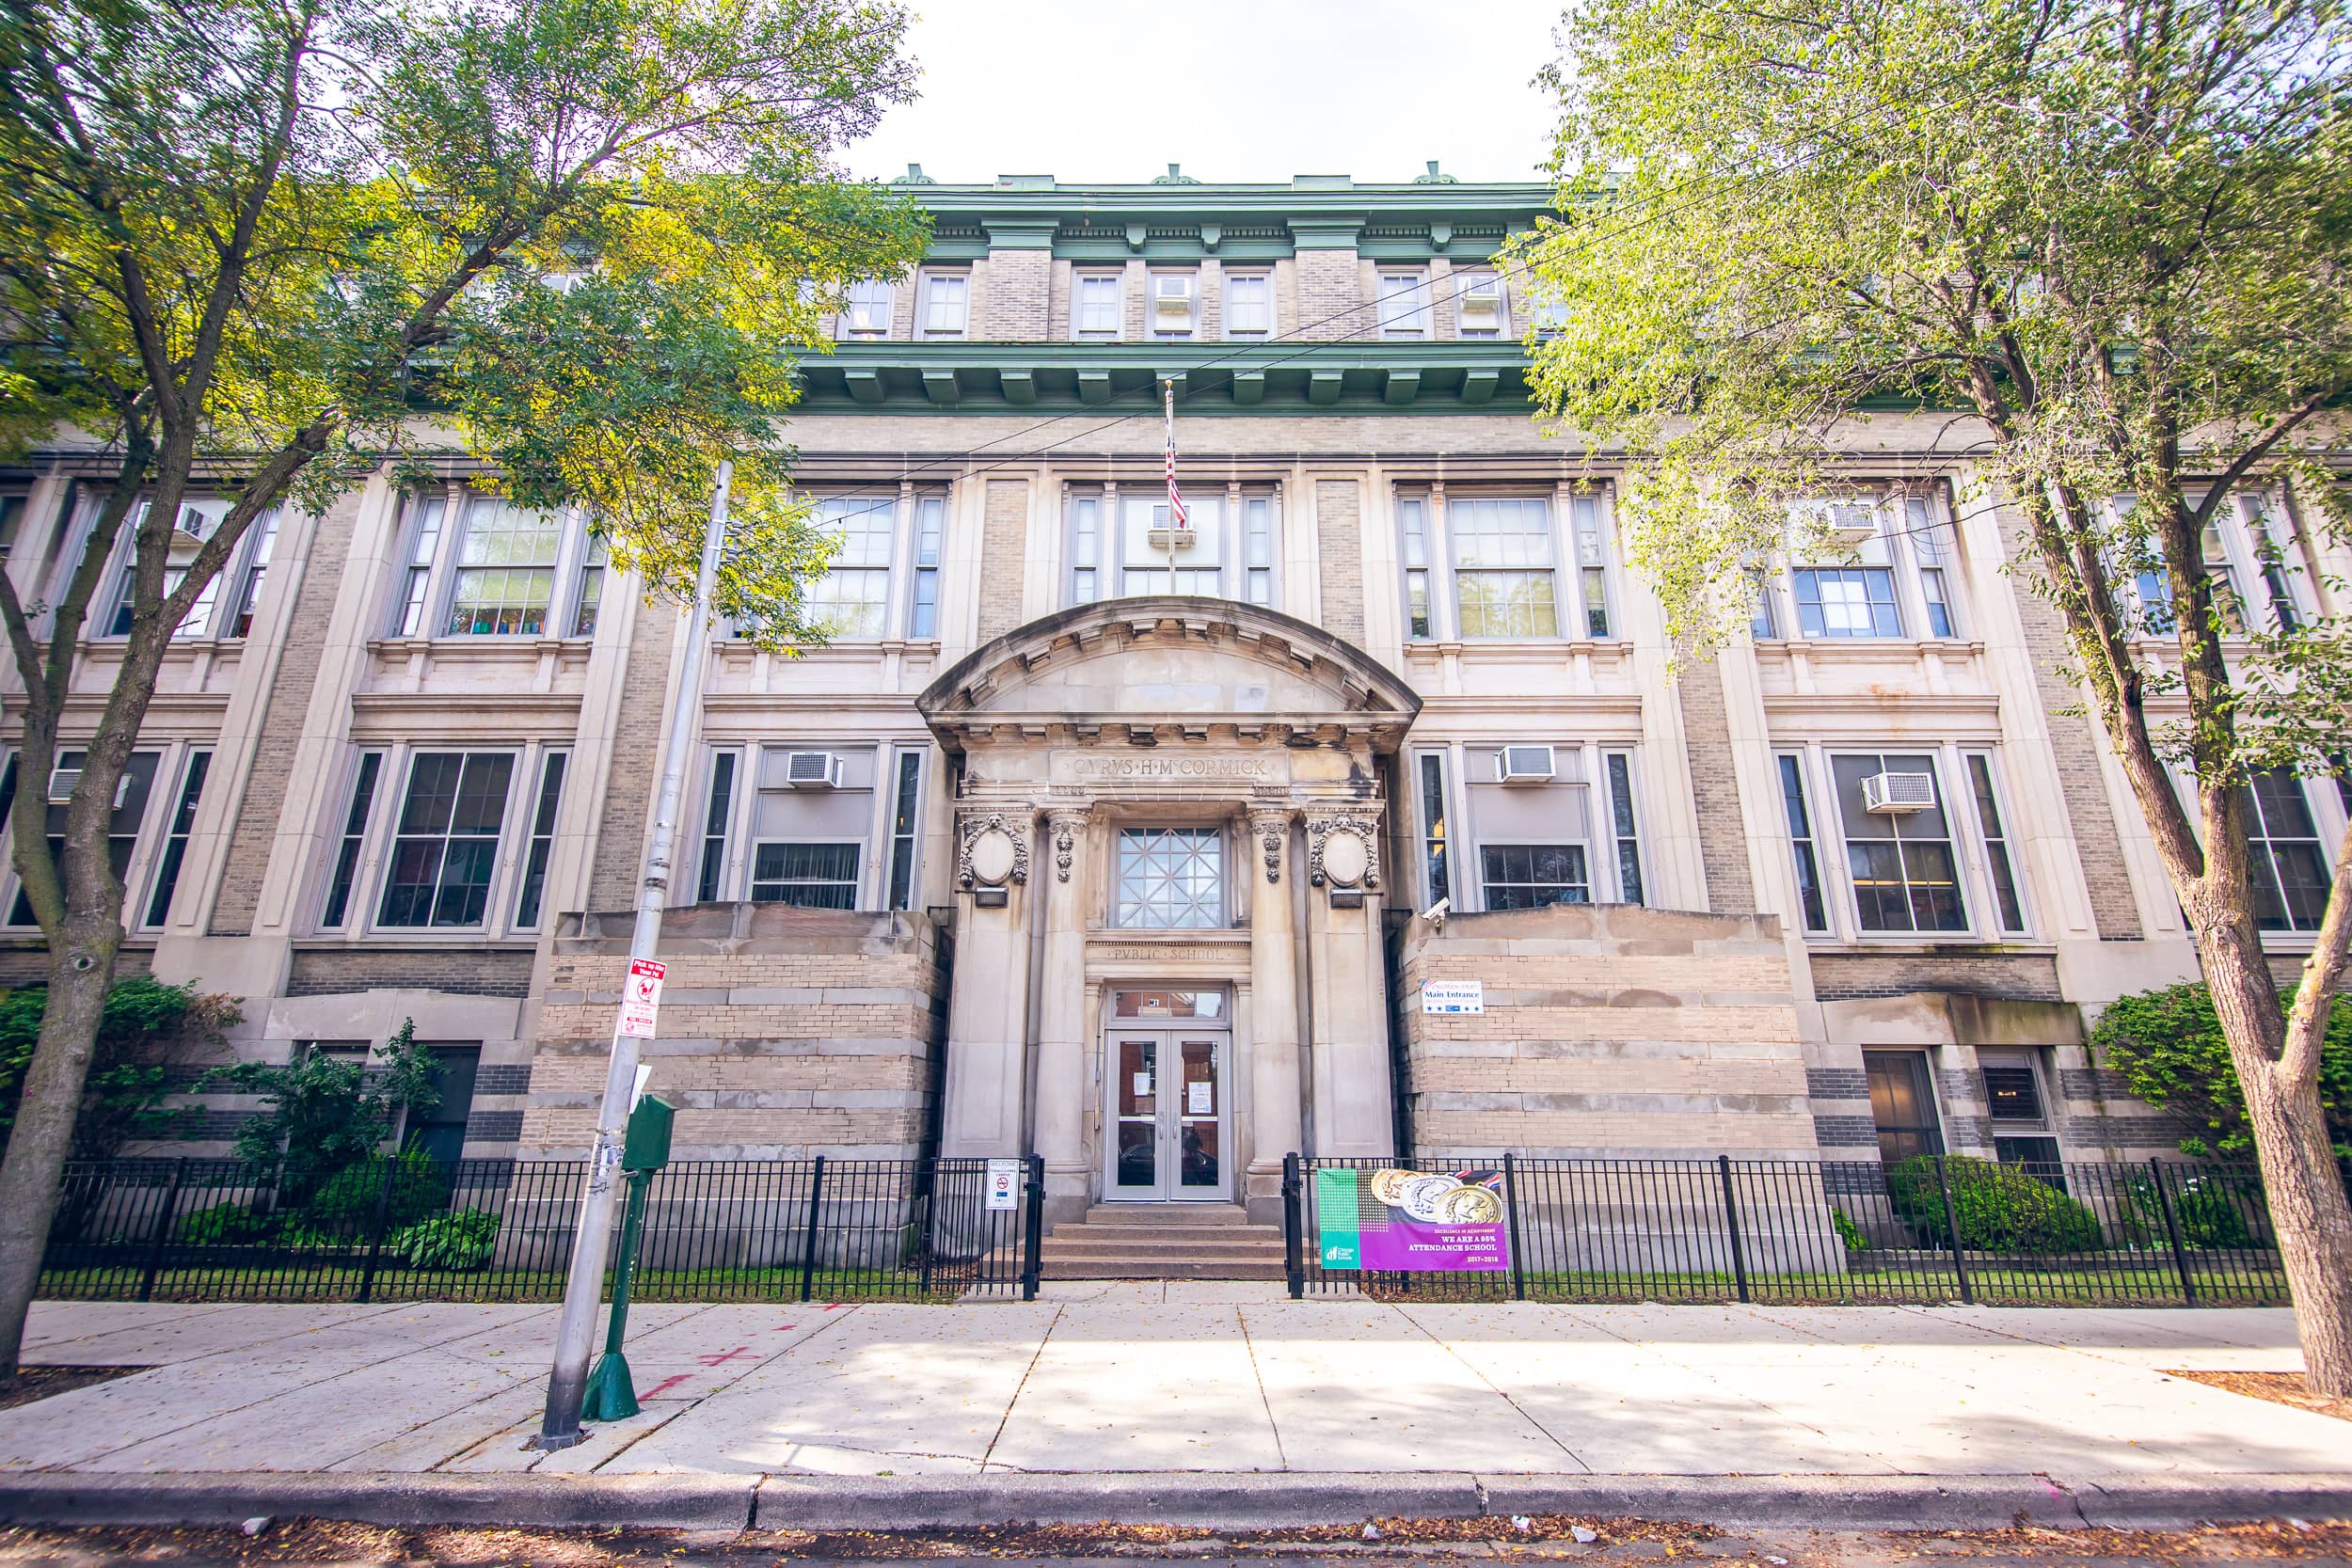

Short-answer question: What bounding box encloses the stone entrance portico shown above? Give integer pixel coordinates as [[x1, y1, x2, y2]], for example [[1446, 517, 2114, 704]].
[[916, 597, 1422, 1226]]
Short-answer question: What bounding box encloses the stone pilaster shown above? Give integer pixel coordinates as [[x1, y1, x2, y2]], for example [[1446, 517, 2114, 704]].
[[939, 806, 1034, 1157], [1034, 806, 1093, 1223], [1301, 803, 1395, 1158], [1245, 806, 1302, 1223]]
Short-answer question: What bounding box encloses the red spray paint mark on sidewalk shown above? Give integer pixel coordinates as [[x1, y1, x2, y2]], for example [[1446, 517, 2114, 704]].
[[639, 1373, 694, 1399]]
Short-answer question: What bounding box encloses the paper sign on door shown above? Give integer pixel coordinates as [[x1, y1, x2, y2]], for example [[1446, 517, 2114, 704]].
[[1186, 1081, 1212, 1115], [1132, 1071, 1152, 1098]]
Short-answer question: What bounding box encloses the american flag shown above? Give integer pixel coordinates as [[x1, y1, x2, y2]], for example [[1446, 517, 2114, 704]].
[[1162, 378, 1187, 530]]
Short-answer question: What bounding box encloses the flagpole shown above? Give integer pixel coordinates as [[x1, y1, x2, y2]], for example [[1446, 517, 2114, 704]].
[[534, 460, 731, 1449]]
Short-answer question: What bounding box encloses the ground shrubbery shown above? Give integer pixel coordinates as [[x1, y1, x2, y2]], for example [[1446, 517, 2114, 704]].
[[1886, 1155, 2105, 1252]]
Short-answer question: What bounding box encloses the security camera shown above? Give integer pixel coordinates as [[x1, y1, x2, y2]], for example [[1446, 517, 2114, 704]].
[[1422, 896, 1450, 929]]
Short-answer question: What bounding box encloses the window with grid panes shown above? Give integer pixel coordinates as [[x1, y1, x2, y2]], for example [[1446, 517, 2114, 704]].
[[806, 496, 895, 638], [841, 279, 892, 336], [7, 750, 158, 926], [1376, 271, 1431, 337], [1241, 496, 1275, 607], [1571, 494, 1610, 637], [1399, 496, 1432, 638], [392, 496, 447, 636], [445, 499, 560, 635], [2241, 495, 2307, 632], [1075, 274, 1121, 338], [1068, 492, 1103, 605], [1905, 497, 1959, 637], [1789, 500, 1903, 639], [1224, 272, 1271, 335], [2243, 769, 2328, 930], [1116, 828, 1224, 928], [1832, 753, 1967, 932], [1450, 498, 1558, 638], [378, 752, 514, 928], [919, 272, 968, 336], [1120, 494, 1222, 596], [907, 495, 943, 637], [1480, 844, 1588, 909], [750, 842, 860, 909], [570, 533, 607, 637]]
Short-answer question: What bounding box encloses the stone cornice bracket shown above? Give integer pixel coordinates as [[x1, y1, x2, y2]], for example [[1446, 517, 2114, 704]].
[[1246, 807, 1292, 884], [1044, 808, 1089, 883], [957, 808, 1031, 889], [1304, 810, 1382, 894]]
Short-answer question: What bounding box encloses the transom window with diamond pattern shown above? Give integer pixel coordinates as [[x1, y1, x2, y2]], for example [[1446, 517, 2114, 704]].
[[1116, 827, 1225, 928]]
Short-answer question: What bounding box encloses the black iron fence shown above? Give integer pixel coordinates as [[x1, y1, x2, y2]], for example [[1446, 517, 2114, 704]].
[[1285, 1154, 2306, 1307], [39, 1154, 1043, 1304]]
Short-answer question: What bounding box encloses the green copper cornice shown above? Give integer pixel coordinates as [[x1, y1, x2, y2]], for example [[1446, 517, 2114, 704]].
[[794, 340, 1534, 415]]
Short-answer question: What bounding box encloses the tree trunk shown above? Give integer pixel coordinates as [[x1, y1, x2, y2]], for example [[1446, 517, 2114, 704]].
[[2201, 915, 2352, 1396], [0, 913, 122, 1382]]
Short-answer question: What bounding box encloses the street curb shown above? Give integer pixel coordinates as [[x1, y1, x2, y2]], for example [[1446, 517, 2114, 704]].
[[0, 1473, 758, 1530], [1, 1471, 2347, 1533]]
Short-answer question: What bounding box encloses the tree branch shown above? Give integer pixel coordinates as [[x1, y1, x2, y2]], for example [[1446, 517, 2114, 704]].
[[2187, 384, 2343, 531], [2280, 812, 2352, 1089]]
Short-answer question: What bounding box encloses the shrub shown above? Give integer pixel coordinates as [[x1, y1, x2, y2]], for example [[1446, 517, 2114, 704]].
[[391, 1210, 501, 1270], [302, 1152, 451, 1236], [176, 1203, 278, 1247], [1829, 1206, 1871, 1254], [1886, 1155, 2104, 1252], [2092, 982, 2351, 1159], [2124, 1167, 2264, 1250]]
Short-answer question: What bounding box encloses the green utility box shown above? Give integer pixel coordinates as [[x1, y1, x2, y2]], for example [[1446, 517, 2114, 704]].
[[623, 1094, 675, 1171]]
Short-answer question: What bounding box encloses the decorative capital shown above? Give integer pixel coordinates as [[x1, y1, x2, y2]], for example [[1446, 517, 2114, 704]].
[[1246, 808, 1291, 884], [956, 808, 1030, 889], [1304, 811, 1382, 893], [1045, 808, 1089, 883]]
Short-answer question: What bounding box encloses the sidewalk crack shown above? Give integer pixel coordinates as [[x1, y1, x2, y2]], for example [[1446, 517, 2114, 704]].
[[1391, 1303, 1591, 1474], [977, 1303, 1061, 1472], [1234, 1304, 1289, 1471]]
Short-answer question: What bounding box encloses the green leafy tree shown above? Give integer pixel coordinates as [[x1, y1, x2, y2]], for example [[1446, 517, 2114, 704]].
[[202, 1019, 437, 1204], [0, 0, 925, 1380], [1515, 0, 2352, 1391], [0, 976, 238, 1159], [2093, 982, 2352, 1159]]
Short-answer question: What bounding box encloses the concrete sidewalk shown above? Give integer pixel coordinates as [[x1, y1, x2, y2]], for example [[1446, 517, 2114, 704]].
[[0, 1287, 2345, 1530]]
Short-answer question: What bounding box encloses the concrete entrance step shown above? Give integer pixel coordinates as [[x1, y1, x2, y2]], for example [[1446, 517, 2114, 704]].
[[1041, 1202, 1291, 1280], [1080, 1203, 1253, 1227]]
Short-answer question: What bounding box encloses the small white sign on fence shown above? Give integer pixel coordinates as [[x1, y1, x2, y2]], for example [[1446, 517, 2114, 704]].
[[1422, 979, 1486, 1015], [985, 1158, 1023, 1212]]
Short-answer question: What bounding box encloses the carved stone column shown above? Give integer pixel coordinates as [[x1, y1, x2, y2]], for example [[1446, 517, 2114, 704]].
[[1033, 806, 1093, 1223], [1301, 804, 1395, 1157], [1245, 806, 1302, 1222], [939, 807, 1033, 1157]]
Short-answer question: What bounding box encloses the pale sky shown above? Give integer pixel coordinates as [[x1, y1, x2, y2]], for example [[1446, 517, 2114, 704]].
[[845, 0, 1566, 187]]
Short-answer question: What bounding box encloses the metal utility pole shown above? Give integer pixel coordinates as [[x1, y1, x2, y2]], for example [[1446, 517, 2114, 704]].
[[535, 461, 733, 1449]]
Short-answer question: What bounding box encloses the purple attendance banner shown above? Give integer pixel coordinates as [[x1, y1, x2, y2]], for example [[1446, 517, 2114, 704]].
[[1356, 1215, 1510, 1272], [1315, 1167, 1510, 1273]]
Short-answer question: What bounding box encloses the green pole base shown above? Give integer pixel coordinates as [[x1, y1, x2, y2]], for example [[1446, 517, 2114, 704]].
[[580, 1350, 639, 1421]]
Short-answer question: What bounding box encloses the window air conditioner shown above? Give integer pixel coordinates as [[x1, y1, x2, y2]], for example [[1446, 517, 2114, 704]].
[[1152, 279, 1193, 328], [1862, 771, 1936, 814], [1144, 502, 1194, 552], [1500, 745, 1557, 784], [45, 767, 79, 804], [784, 751, 842, 789], [1459, 290, 1502, 328]]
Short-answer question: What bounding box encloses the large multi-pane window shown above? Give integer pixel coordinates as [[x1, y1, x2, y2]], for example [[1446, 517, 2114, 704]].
[[378, 752, 515, 928], [1760, 494, 1977, 642], [142, 749, 211, 928], [1831, 753, 1967, 932], [1121, 494, 1223, 596], [444, 498, 561, 635], [1480, 844, 1588, 909], [750, 843, 859, 908], [2243, 768, 2329, 930], [4, 749, 161, 927], [1776, 754, 1830, 932], [806, 496, 896, 638], [1066, 488, 1268, 605], [103, 497, 238, 639], [1450, 498, 1558, 638], [1792, 563, 1903, 639], [1116, 827, 1224, 928]]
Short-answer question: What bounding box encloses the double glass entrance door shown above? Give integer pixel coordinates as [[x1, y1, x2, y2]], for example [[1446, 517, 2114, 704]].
[[1106, 1029, 1230, 1200]]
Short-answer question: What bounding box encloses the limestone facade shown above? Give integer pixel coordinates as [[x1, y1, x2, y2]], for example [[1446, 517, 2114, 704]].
[[0, 172, 2343, 1214]]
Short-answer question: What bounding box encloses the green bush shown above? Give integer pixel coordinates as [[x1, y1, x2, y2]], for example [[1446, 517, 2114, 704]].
[[2124, 1167, 2263, 1249], [2092, 982, 2352, 1159], [301, 1152, 451, 1235], [1829, 1206, 1871, 1254], [175, 1203, 279, 1246], [391, 1209, 501, 1270], [1886, 1155, 2104, 1252]]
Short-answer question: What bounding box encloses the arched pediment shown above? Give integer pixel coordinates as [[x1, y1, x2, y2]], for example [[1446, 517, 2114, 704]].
[[916, 597, 1422, 752]]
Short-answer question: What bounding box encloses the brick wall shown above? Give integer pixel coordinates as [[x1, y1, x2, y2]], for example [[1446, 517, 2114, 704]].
[[587, 595, 678, 911], [978, 250, 1050, 338], [1989, 504, 2143, 939], [1676, 658, 1756, 913], [210, 487, 366, 934], [977, 480, 1030, 643], [1394, 903, 1817, 1160], [284, 948, 535, 998], [1292, 251, 1371, 341], [1315, 480, 1364, 642], [1807, 951, 2063, 1001], [523, 902, 948, 1159]]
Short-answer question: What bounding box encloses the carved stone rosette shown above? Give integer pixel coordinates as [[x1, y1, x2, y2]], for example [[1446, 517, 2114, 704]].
[[1305, 811, 1382, 891], [956, 808, 1031, 889], [1246, 808, 1290, 884], [1045, 809, 1089, 883]]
